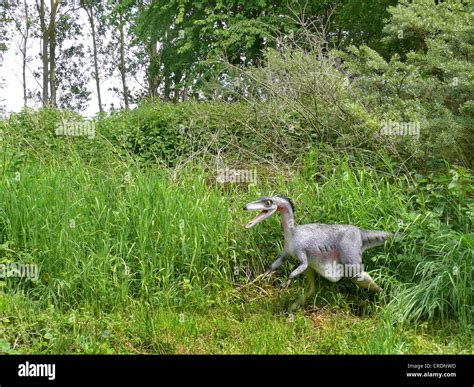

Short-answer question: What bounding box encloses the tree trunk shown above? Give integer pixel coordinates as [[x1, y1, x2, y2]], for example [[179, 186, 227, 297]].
[[87, 6, 102, 112], [22, 0, 29, 107], [163, 71, 170, 101], [49, 29, 56, 107], [172, 73, 181, 103], [38, 0, 49, 106], [148, 41, 159, 102], [118, 12, 129, 110], [181, 80, 187, 102], [48, 0, 59, 108]]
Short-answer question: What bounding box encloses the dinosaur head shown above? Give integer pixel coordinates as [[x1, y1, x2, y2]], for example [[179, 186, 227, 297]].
[[243, 196, 294, 229]]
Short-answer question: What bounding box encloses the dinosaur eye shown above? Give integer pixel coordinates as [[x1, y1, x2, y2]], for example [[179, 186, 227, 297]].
[[265, 200, 272, 207]]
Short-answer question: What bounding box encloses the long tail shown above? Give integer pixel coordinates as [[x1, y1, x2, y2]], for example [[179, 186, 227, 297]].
[[361, 230, 402, 251]]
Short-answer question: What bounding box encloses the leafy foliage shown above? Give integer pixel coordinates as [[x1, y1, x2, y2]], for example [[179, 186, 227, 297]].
[[336, 0, 474, 166]]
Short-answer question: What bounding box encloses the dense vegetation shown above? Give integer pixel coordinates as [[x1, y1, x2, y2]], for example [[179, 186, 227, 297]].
[[0, 0, 472, 353]]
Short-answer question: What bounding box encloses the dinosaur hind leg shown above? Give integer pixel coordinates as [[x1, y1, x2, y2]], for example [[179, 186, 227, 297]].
[[290, 269, 316, 311], [351, 272, 382, 293], [337, 234, 381, 293]]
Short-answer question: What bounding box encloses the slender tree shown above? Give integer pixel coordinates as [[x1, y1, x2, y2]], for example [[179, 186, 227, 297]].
[[81, 0, 103, 112], [5, 0, 31, 107], [48, 0, 60, 107], [36, 0, 49, 106], [118, 7, 129, 109], [21, 0, 30, 107]]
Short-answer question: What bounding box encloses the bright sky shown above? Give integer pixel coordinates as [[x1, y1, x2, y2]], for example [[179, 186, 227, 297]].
[[1, 0, 138, 118]]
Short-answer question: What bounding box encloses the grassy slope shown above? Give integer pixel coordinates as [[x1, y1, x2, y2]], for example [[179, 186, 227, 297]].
[[1, 294, 468, 354], [0, 143, 471, 354]]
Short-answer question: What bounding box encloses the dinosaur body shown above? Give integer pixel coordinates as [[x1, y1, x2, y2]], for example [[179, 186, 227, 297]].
[[287, 224, 388, 285], [244, 196, 396, 308]]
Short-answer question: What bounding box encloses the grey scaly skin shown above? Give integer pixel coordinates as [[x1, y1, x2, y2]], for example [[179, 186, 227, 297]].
[[244, 196, 397, 309]]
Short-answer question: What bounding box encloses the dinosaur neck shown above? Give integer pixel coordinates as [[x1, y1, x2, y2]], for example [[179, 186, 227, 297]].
[[279, 205, 295, 244]]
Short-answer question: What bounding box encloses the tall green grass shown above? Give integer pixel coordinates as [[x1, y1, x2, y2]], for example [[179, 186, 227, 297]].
[[1, 146, 471, 321]]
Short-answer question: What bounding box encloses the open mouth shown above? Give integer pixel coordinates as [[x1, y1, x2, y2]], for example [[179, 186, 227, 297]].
[[245, 210, 269, 229]]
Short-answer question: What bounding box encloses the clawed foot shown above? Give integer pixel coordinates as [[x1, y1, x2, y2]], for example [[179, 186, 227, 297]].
[[278, 279, 292, 294], [262, 270, 277, 282], [236, 271, 273, 291]]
